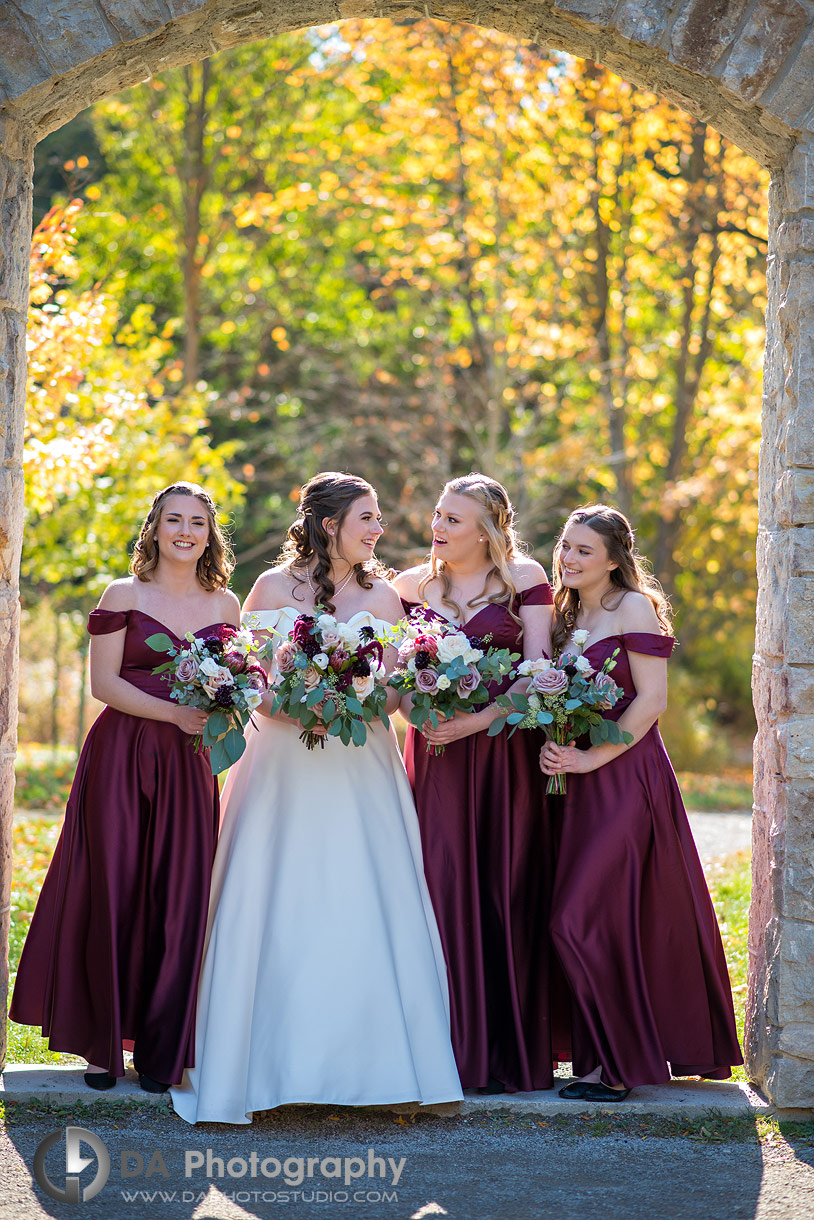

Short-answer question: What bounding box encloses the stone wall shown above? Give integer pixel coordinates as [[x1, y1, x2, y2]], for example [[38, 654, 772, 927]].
[[0, 0, 813, 1106]]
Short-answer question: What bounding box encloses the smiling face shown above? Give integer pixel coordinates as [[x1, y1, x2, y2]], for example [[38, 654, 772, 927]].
[[557, 522, 617, 592], [328, 493, 384, 567], [155, 493, 211, 567], [430, 491, 486, 565]]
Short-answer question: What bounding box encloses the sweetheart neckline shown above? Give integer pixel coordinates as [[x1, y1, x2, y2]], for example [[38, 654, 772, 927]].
[[245, 606, 394, 627]]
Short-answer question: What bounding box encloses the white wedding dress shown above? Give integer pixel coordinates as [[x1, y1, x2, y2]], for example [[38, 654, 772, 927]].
[[171, 608, 463, 1124]]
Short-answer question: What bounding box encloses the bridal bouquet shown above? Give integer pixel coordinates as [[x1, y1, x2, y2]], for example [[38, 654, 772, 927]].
[[146, 625, 268, 776], [387, 609, 518, 756], [270, 610, 390, 750], [496, 630, 631, 794]]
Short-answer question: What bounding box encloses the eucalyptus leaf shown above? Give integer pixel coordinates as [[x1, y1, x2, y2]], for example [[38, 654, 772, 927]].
[[145, 633, 175, 654]]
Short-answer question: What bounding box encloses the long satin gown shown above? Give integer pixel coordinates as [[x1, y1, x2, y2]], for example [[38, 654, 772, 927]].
[[403, 584, 568, 1092], [10, 608, 229, 1084], [549, 632, 743, 1087], [170, 607, 463, 1125]]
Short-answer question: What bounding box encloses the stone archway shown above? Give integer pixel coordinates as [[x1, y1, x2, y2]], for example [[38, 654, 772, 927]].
[[0, 0, 812, 1108]]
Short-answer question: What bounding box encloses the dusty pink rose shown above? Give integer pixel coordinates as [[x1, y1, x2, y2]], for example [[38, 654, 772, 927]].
[[275, 641, 298, 674], [201, 666, 234, 700], [532, 668, 569, 696], [175, 655, 199, 684], [330, 648, 351, 672], [456, 665, 482, 698], [415, 668, 439, 694], [320, 627, 343, 650], [352, 672, 376, 701], [302, 665, 321, 692], [593, 670, 618, 709]]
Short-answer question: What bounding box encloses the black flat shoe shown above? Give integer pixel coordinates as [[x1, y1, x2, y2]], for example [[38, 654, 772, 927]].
[[138, 1073, 170, 1094], [558, 1080, 592, 1099], [84, 1071, 116, 1091], [476, 1076, 507, 1095], [578, 1081, 632, 1103]]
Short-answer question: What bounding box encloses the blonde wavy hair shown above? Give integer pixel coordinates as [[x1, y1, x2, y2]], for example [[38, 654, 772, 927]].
[[418, 473, 525, 628], [130, 482, 234, 591], [551, 504, 672, 655]]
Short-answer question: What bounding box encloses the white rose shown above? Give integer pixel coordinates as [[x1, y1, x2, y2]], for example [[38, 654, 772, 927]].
[[462, 647, 483, 665], [436, 634, 469, 664], [436, 674, 451, 690], [320, 627, 343, 650], [352, 672, 375, 701], [313, 653, 330, 670], [244, 688, 263, 711], [317, 613, 337, 629], [407, 657, 417, 673], [198, 656, 221, 679], [572, 629, 590, 646], [338, 624, 362, 650], [573, 655, 594, 674]]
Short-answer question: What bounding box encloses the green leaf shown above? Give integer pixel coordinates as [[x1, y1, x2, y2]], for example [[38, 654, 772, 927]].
[[507, 712, 525, 725], [322, 699, 337, 722], [306, 688, 325, 708], [208, 709, 230, 737], [145, 633, 176, 654], [328, 717, 344, 736], [486, 718, 505, 736], [345, 696, 364, 716], [350, 718, 367, 746]]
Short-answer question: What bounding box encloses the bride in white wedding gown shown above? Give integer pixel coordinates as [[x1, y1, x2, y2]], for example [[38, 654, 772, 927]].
[[171, 473, 463, 1124]]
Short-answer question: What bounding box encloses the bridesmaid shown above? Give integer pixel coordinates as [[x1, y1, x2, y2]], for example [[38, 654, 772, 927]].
[[394, 473, 564, 1093], [540, 504, 742, 1101], [10, 482, 240, 1092]]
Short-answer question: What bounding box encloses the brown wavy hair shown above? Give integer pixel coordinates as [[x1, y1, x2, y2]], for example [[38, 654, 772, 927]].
[[130, 482, 234, 590], [550, 504, 672, 656], [278, 471, 389, 613], [418, 473, 526, 629]]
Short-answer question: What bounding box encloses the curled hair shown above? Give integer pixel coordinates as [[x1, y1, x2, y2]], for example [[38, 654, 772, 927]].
[[551, 504, 672, 656], [419, 473, 525, 629], [278, 471, 388, 613], [130, 482, 234, 591]]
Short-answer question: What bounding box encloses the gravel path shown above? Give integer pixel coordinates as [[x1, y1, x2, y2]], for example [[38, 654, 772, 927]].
[[687, 812, 752, 867]]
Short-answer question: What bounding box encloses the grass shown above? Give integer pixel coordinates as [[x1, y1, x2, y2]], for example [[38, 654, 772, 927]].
[[707, 848, 751, 1082], [677, 768, 753, 811], [13, 743, 76, 813]]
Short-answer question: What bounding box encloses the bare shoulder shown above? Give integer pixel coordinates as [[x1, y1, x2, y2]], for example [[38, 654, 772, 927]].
[[508, 556, 550, 592], [364, 577, 407, 624], [212, 588, 241, 626], [617, 590, 662, 633], [391, 563, 430, 600], [242, 565, 301, 613], [96, 577, 139, 611]]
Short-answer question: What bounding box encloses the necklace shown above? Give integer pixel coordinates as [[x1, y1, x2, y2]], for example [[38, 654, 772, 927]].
[[304, 564, 356, 603]]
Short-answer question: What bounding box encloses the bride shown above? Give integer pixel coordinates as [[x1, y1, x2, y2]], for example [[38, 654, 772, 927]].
[[171, 472, 463, 1124]]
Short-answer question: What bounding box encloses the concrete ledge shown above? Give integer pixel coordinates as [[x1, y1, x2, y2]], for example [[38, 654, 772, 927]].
[[0, 1065, 776, 1119]]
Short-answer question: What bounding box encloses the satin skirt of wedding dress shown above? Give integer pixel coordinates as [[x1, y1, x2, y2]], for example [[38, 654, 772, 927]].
[[171, 608, 463, 1125]]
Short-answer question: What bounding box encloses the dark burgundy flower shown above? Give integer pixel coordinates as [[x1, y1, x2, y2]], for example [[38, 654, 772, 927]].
[[359, 625, 376, 641], [352, 657, 371, 677], [336, 671, 353, 691], [215, 686, 235, 708], [563, 663, 577, 678], [414, 650, 432, 670], [204, 636, 225, 656]]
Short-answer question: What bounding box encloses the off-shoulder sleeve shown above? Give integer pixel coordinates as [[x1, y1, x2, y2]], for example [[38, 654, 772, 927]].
[[622, 632, 675, 658], [87, 608, 129, 635], [516, 583, 554, 607]]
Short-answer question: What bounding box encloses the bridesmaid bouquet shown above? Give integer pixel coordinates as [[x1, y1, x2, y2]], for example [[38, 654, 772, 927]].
[[270, 611, 390, 750], [496, 632, 631, 794], [146, 626, 268, 776], [387, 609, 518, 756]]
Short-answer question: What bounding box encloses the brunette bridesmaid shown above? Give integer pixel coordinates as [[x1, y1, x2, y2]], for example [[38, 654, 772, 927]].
[[10, 482, 240, 1092], [393, 473, 565, 1093], [540, 504, 742, 1101]]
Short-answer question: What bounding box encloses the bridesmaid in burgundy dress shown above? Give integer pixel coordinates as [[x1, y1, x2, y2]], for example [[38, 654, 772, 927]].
[[394, 473, 564, 1093], [540, 504, 742, 1101], [10, 482, 240, 1092]]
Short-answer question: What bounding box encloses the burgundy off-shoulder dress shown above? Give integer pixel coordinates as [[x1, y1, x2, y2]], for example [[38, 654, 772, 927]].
[[10, 608, 231, 1084], [403, 584, 570, 1092], [549, 632, 743, 1087]]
